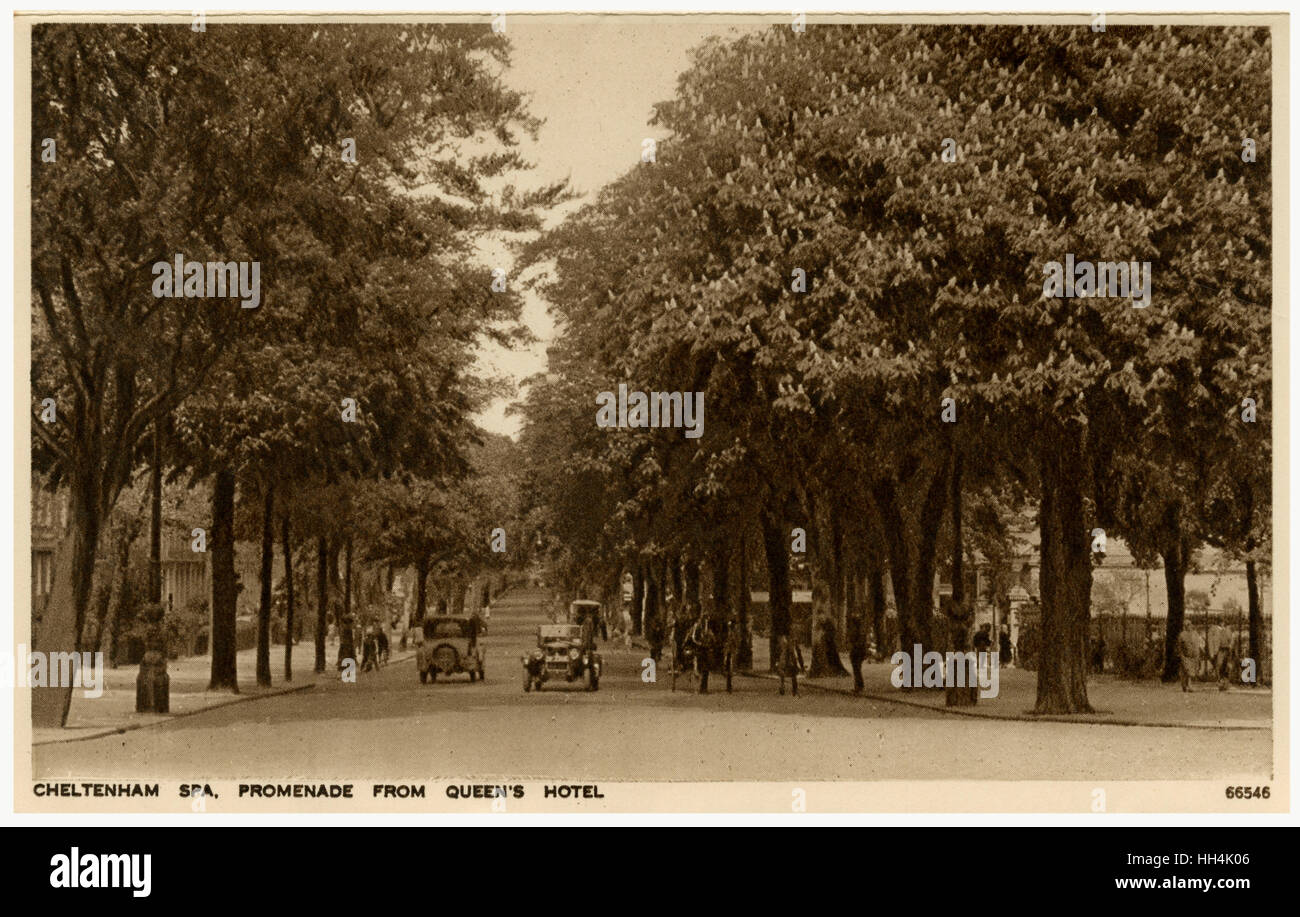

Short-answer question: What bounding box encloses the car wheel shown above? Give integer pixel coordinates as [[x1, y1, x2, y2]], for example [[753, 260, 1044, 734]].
[[523, 669, 531, 693], [590, 671, 600, 692], [582, 667, 593, 691]]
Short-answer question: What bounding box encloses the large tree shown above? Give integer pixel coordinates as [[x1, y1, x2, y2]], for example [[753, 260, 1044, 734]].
[[518, 24, 1270, 716], [32, 22, 564, 716]]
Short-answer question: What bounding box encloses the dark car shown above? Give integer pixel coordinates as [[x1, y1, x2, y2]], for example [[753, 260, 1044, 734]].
[[417, 616, 485, 683], [567, 599, 603, 633], [522, 623, 601, 692]]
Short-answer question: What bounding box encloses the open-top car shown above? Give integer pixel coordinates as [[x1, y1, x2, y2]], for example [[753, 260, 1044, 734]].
[[417, 616, 484, 684], [523, 622, 601, 692]]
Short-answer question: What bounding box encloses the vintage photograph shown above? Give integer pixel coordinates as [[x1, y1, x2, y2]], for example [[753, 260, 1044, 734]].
[[17, 12, 1284, 813]]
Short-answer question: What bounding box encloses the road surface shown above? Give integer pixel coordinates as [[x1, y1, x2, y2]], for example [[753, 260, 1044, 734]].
[[34, 589, 1272, 783]]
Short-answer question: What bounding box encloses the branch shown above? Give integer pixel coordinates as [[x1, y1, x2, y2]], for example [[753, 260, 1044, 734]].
[[34, 277, 93, 403], [30, 411, 70, 462]]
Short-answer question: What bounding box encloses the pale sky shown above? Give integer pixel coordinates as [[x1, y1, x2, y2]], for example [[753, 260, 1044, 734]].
[[471, 18, 754, 438]]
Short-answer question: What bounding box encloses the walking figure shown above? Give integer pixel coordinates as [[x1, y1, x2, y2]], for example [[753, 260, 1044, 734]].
[[1176, 627, 1201, 692], [777, 634, 803, 697], [360, 625, 380, 673], [682, 616, 736, 694]]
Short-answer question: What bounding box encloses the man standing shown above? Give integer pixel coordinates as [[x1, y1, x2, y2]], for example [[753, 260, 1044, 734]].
[[467, 609, 482, 655], [1176, 627, 1202, 692], [973, 623, 992, 657], [1207, 623, 1232, 691]]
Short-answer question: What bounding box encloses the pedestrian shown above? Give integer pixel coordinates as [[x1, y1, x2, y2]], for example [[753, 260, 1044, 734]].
[[1092, 636, 1107, 674], [360, 625, 379, 672], [973, 623, 992, 654], [467, 610, 482, 655], [1176, 627, 1201, 692], [998, 625, 1013, 668], [778, 634, 803, 697], [620, 607, 634, 650], [646, 613, 664, 663], [1207, 623, 1232, 691]]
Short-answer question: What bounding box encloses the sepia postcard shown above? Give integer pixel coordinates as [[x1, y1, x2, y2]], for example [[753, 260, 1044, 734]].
[[12, 10, 1288, 815]]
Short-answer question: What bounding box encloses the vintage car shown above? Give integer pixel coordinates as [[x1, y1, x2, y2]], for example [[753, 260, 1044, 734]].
[[567, 599, 603, 630], [417, 616, 484, 683], [523, 623, 601, 692]]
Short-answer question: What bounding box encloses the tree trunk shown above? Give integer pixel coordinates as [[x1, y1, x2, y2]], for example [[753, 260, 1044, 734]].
[[684, 554, 701, 615], [30, 462, 98, 725], [736, 533, 753, 669], [710, 541, 731, 622], [951, 450, 964, 609], [256, 482, 274, 687], [149, 422, 163, 604], [645, 568, 660, 633], [631, 564, 644, 636], [1245, 556, 1262, 683], [761, 510, 792, 671], [810, 503, 848, 677], [1034, 428, 1093, 714], [415, 562, 429, 624], [282, 513, 294, 682], [315, 536, 328, 674], [1160, 536, 1189, 683], [873, 462, 947, 659], [88, 511, 143, 658], [944, 608, 979, 707], [328, 540, 342, 594], [831, 507, 847, 634], [866, 560, 887, 658], [343, 536, 353, 621], [208, 468, 238, 692], [809, 615, 847, 676], [945, 449, 977, 706]]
